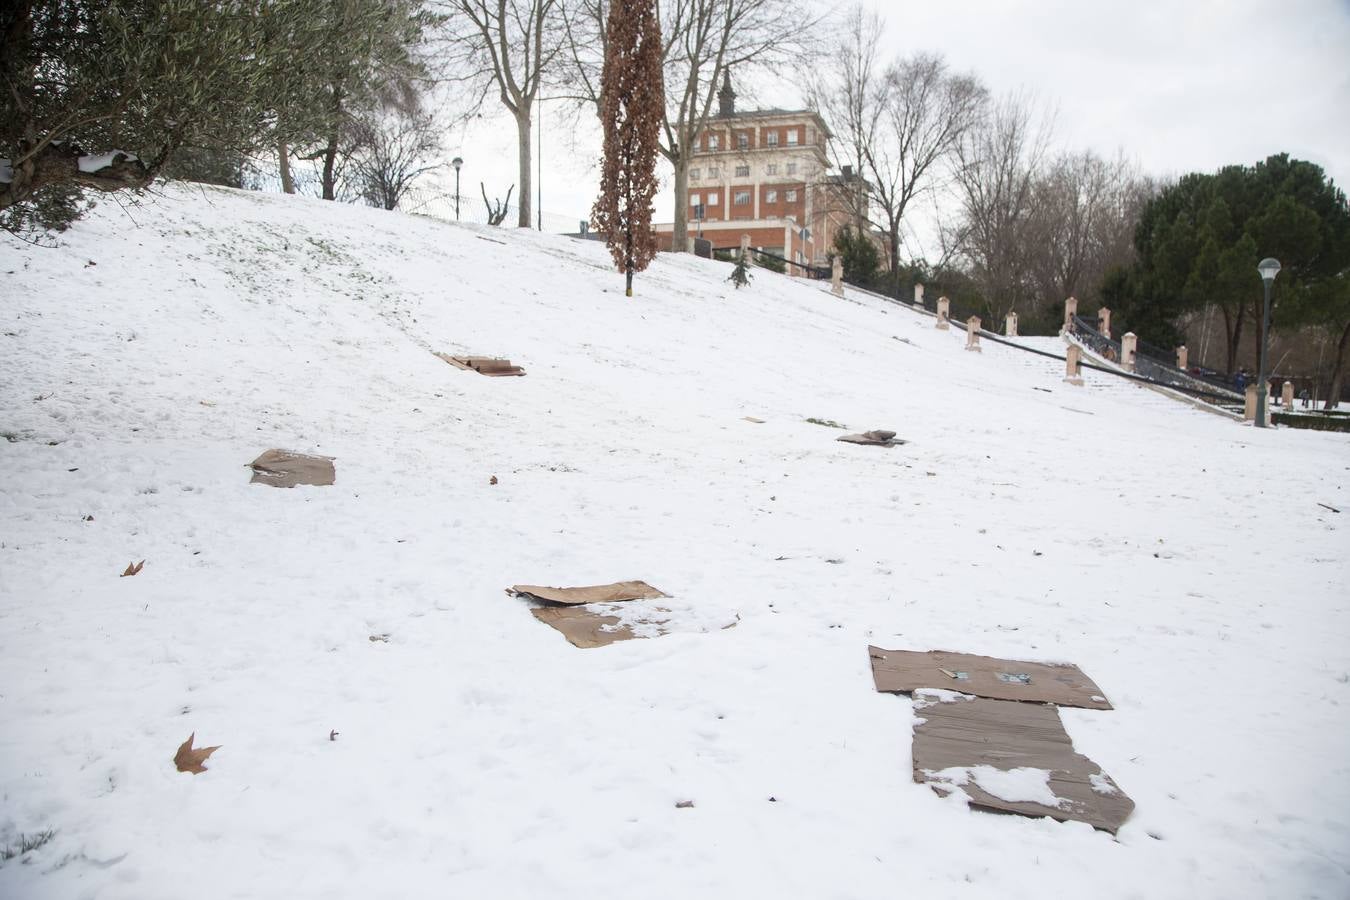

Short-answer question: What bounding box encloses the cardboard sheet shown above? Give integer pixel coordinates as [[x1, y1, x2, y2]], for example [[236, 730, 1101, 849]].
[[509, 581, 668, 606], [530, 604, 666, 648], [838, 430, 905, 446], [868, 647, 1112, 710], [912, 694, 1134, 833], [434, 352, 526, 376], [248, 449, 335, 488]]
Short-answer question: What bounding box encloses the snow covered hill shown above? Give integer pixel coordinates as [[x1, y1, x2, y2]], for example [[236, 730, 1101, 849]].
[[2, 184, 1347, 900]]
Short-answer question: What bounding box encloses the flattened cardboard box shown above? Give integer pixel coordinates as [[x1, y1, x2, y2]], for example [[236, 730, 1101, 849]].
[[869, 647, 1112, 710], [248, 449, 335, 488], [530, 604, 667, 649], [912, 694, 1133, 833], [837, 430, 905, 447], [434, 352, 526, 376], [509, 581, 669, 606]]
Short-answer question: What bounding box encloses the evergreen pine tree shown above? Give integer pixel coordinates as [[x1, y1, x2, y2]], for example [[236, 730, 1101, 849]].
[[729, 250, 753, 289], [590, 0, 664, 297]]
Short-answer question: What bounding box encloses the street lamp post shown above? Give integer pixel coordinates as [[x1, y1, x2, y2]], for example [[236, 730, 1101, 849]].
[[1256, 257, 1281, 428], [452, 157, 463, 222]]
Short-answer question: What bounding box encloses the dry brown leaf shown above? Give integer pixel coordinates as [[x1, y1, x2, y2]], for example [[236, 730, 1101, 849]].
[[173, 732, 221, 774], [121, 560, 145, 577], [489, 475, 498, 485]]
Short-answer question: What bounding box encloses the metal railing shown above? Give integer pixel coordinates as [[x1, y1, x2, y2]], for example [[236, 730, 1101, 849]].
[[749, 247, 830, 279], [1068, 315, 1241, 402]]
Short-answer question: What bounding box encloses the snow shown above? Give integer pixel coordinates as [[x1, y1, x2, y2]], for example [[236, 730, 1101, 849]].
[[1, 184, 1349, 899], [76, 150, 137, 174], [929, 765, 1067, 809]]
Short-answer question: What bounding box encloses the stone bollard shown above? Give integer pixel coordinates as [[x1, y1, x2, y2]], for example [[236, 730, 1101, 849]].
[[936, 296, 950, 330], [1063, 296, 1078, 331], [1005, 311, 1019, 337], [1120, 332, 1138, 371], [966, 317, 982, 352], [739, 234, 751, 261], [914, 283, 925, 308], [831, 257, 844, 297], [1065, 344, 1083, 385], [1099, 307, 1112, 340], [1177, 345, 1188, 370], [1244, 384, 1258, 421], [1281, 380, 1294, 408]]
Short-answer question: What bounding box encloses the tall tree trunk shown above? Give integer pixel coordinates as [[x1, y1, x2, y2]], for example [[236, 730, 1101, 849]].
[[1326, 320, 1350, 410], [888, 217, 901, 299], [1222, 304, 1245, 375], [278, 141, 294, 194], [670, 143, 689, 252], [515, 106, 533, 228], [321, 131, 338, 200], [670, 152, 690, 251]]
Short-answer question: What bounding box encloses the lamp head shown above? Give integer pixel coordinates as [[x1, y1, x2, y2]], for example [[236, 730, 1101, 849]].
[[452, 157, 463, 171], [1258, 257, 1281, 284]]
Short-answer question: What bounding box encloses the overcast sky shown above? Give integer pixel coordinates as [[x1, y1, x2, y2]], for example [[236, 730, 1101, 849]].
[[435, 0, 1350, 247]]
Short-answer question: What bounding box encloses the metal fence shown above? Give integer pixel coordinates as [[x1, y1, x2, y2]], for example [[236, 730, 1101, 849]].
[[1068, 315, 1241, 402]]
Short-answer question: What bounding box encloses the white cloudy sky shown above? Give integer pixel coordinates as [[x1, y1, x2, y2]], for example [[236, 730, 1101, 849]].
[[436, 0, 1350, 249]]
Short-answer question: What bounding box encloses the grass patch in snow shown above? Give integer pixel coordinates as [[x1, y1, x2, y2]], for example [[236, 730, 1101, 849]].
[[804, 417, 847, 429], [0, 829, 56, 865]]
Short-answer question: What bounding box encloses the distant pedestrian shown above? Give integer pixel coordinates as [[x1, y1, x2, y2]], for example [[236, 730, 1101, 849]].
[[1235, 370, 1248, 392], [1300, 388, 1310, 408]]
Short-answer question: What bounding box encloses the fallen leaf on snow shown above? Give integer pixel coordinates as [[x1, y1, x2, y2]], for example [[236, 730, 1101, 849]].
[[173, 733, 221, 774], [121, 560, 145, 577]]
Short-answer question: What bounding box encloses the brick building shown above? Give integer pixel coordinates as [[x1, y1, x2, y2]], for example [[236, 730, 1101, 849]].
[[655, 75, 862, 271]]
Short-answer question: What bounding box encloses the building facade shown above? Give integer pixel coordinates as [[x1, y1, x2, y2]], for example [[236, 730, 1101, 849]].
[[654, 76, 860, 272]]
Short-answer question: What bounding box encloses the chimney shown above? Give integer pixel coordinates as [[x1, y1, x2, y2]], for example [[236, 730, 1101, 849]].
[[718, 70, 736, 118], [842, 164, 854, 179]]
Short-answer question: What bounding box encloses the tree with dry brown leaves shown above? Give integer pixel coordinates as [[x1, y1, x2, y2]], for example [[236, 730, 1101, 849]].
[[591, 0, 663, 297]]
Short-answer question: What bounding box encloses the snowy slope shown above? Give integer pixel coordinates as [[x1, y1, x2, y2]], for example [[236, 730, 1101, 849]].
[[2, 184, 1348, 900]]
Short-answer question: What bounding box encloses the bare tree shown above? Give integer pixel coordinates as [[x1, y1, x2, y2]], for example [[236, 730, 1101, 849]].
[[1024, 150, 1153, 316], [481, 181, 514, 223], [808, 5, 883, 236], [565, 0, 821, 251], [348, 107, 445, 210], [810, 8, 985, 294], [441, 0, 567, 227], [951, 92, 1053, 327]]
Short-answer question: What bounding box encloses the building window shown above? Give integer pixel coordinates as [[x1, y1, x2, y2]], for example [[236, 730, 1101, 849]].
[[786, 129, 798, 146], [786, 189, 797, 202], [766, 190, 778, 203], [766, 164, 778, 175], [690, 168, 701, 180], [766, 131, 779, 147], [707, 193, 718, 206], [735, 164, 749, 177], [708, 134, 719, 150], [690, 193, 701, 207], [708, 166, 719, 178], [786, 162, 798, 176], [733, 190, 751, 206], [737, 133, 749, 150]]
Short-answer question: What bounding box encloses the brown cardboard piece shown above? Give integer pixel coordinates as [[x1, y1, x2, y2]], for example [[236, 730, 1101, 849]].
[[912, 694, 1134, 833], [509, 581, 669, 606], [248, 449, 335, 488], [530, 604, 668, 648], [434, 352, 526, 376], [838, 430, 905, 447], [868, 647, 1112, 710]]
